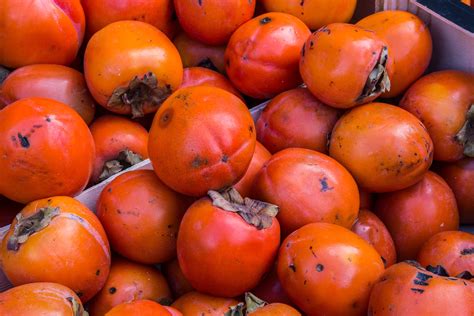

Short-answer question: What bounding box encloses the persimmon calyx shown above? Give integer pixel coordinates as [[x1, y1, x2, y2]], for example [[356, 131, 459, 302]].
[[7, 206, 60, 251], [225, 293, 268, 316], [357, 46, 391, 103], [0, 66, 10, 84], [455, 104, 474, 157], [107, 71, 172, 118], [98, 149, 143, 183], [67, 296, 89, 316], [208, 188, 278, 229]]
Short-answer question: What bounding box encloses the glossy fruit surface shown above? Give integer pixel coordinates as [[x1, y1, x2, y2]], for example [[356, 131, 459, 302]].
[[180, 67, 242, 99], [329, 102, 433, 192], [375, 171, 459, 260], [0, 64, 95, 124], [277, 223, 385, 315], [225, 12, 311, 99], [171, 291, 238, 315], [97, 170, 189, 264], [148, 86, 256, 196], [300, 23, 394, 108], [0, 196, 111, 302], [105, 300, 171, 316], [0, 0, 85, 67], [0, 98, 95, 203], [254, 148, 359, 235], [357, 10, 433, 98]]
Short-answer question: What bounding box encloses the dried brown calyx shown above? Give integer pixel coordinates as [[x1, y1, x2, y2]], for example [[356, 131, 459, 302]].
[[7, 206, 60, 251], [107, 72, 172, 118], [455, 104, 474, 157], [67, 296, 89, 316], [357, 46, 391, 103], [98, 149, 143, 183], [225, 293, 267, 316], [208, 188, 278, 230]]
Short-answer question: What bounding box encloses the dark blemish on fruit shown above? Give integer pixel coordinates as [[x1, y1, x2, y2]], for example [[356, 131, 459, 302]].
[[304, 279, 307, 285], [18, 133, 30, 148], [249, 125, 254, 133], [286, 242, 291, 248], [335, 214, 340, 220], [167, 224, 172, 228], [221, 154, 229, 163], [192, 156, 209, 168], [289, 263, 296, 272], [309, 246, 317, 258], [45, 116, 51, 122], [242, 55, 248, 61], [96, 270, 100, 275], [260, 17, 272, 25], [456, 271, 473, 280], [413, 272, 432, 286], [310, 41, 314, 49], [76, 291, 83, 297], [426, 265, 449, 277], [381, 256, 387, 265], [159, 109, 173, 127], [352, 301, 359, 309], [198, 0, 202, 6], [108, 187, 112, 193], [461, 248, 474, 255], [300, 0, 305, 5], [319, 177, 333, 192], [301, 45, 306, 57], [329, 81, 334, 86], [411, 288, 424, 294], [33, 124, 42, 129], [316, 264, 324, 272], [109, 287, 117, 294]]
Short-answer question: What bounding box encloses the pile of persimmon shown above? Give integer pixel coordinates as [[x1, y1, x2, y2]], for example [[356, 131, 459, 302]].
[[0, 0, 473, 315]]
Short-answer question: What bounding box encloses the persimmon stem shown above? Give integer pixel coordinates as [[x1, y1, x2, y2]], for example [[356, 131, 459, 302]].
[[455, 104, 474, 157], [225, 293, 268, 316], [357, 46, 391, 103], [98, 149, 143, 183]]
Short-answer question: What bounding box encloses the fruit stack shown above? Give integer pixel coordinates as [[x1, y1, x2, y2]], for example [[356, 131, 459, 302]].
[[0, 0, 472, 315]]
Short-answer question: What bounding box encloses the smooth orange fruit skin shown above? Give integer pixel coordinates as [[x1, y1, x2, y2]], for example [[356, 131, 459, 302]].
[[171, 291, 238, 316], [105, 300, 171, 316], [0, 98, 95, 203], [250, 303, 301, 316]]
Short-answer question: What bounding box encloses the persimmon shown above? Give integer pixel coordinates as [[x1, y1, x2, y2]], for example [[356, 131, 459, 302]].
[[81, 0, 177, 38], [177, 189, 280, 297], [88, 257, 172, 316], [329, 102, 433, 192], [148, 86, 256, 197], [180, 67, 243, 99], [352, 209, 397, 267], [0, 98, 95, 203], [260, 0, 356, 30], [368, 261, 474, 315], [0, 0, 85, 68], [357, 10, 432, 98], [277, 223, 385, 315], [251, 265, 293, 306], [0, 196, 111, 302], [226, 293, 300, 316], [163, 259, 194, 298], [105, 300, 171, 316], [174, 0, 255, 45], [374, 171, 459, 261], [256, 88, 341, 154], [225, 12, 311, 99], [173, 32, 226, 73], [164, 306, 183, 316], [300, 23, 394, 108], [89, 115, 148, 184], [0, 64, 95, 124], [0, 282, 87, 315], [97, 170, 189, 264], [254, 148, 359, 235], [399, 70, 474, 161], [417, 231, 474, 278], [437, 158, 474, 224], [84, 21, 183, 118], [171, 291, 238, 315]]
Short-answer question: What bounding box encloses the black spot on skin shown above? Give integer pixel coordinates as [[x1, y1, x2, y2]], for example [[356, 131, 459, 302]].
[[192, 156, 209, 168], [107, 187, 112, 193], [310, 41, 314, 49], [316, 264, 324, 272], [17, 133, 30, 148], [167, 224, 172, 228], [289, 263, 296, 272], [319, 177, 334, 192], [249, 125, 254, 133], [96, 270, 100, 275], [426, 265, 449, 277], [461, 248, 474, 255], [33, 124, 43, 129], [304, 279, 307, 285], [456, 271, 473, 280], [109, 287, 117, 294], [45, 116, 51, 122], [260, 17, 272, 25], [309, 246, 317, 258], [352, 301, 359, 309], [301, 44, 306, 57], [413, 271, 432, 286], [198, 0, 202, 6], [410, 288, 424, 294], [221, 154, 229, 163]]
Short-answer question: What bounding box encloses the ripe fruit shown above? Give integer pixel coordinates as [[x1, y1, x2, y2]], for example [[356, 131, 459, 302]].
[[352, 209, 397, 267], [0, 98, 95, 203], [84, 21, 183, 117], [148, 86, 256, 197], [399, 70, 474, 161], [256, 88, 341, 154], [225, 12, 311, 99], [226, 293, 300, 316], [171, 291, 238, 315], [177, 189, 280, 297], [180, 67, 242, 99], [0, 0, 85, 67], [277, 223, 385, 315], [259, 0, 357, 30], [300, 23, 394, 108], [329, 102, 433, 192], [368, 261, 474, 315], [357, 10, 433, 98], [375, 171, 459, 260], [88, 257, 172, 316], [0, 64, 95, 124], [89, 115, 148, 184], [0, 196, 111, 302], [97, 170, 189, 264], [105, 300, 171, 316], [417, 231, 474, 277], [0, 282, 87, 315], [254, 148, 359, 235]]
